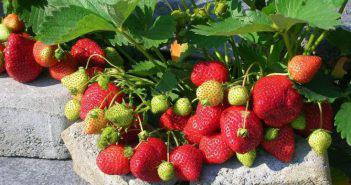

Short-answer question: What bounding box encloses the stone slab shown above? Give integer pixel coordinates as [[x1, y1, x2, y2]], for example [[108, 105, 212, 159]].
[[0, 73, 72, 159], [0, 157, 88, 185], [62, 121, 331, 185]]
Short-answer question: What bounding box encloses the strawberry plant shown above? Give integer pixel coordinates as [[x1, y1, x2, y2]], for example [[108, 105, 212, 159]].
[[1, 0, 351, 182]]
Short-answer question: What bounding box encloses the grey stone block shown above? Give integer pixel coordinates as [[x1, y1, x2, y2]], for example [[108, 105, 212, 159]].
[[0, 74, 71, 159], [62, 121, 331, 185], [0, 157, 88, 185], [61, 121, 175, 185]]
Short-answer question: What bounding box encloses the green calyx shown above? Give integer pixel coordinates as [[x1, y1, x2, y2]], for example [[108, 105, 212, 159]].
[[123, 146, 134, 158], [308, 129, 332, 155], [54, 47, 66, 60], [173, 98, 192, 116], [151, 95, 170, 114], [97, 74, 110, 90], [264, 128, 279, 141], [105, 104, 133, 128], [291, 115, 306, 130], [138, 130, 150, 141], [237, 128, 248, 138], [88, 109, 99, 119], [64, 99, 81, 121], [157, 161, 175, 181], [236, 150, 256, 167], [97, 126, 120, 150]]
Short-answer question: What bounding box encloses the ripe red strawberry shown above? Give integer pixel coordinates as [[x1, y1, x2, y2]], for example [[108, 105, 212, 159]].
[[80, 82, 123, 119], [261, 126, 295, 163], [199, 133, 234, 164], [252, 75, 303, 127], [0, 44, 5, 73], [86, 66, 104, 78], [170, 144, 203, 181], [33, 41, 59, 67], [220, 106, 263, 154], [71, 38, 106, 67], [288, 55, 322, 84], [4, 33, 42, 83], [191, 61, 229, 86], [183, 104, 223, 143], [49, 54, 78, 80], [96, 144, 133, 175], [299, 102, 333, 136], [160, 108, 189, 131], [3, 13, 24, 33], [130, 138, 167, 182]]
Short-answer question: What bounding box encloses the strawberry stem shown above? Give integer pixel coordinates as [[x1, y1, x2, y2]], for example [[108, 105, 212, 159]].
[[167, 131, 170, 162], [242, 62, 263, 87], [242, 100, 250, 129], [170, 131, 180, 147], [85, 53, 119, 69], [99, 91, 113, 109], [317, 102, 323, 129]]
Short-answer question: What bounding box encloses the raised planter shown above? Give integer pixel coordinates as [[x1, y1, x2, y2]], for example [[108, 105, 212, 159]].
[[0, 74, 71, 159], [62, 121, 331, 185]]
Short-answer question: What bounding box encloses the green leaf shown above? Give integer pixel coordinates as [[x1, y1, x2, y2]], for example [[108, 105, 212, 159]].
[[295, 72, 343, 103], [326, 28, 351, 55], [187, 31, 227, 49], [105, 0, 140, 27], [335, 102, 351, 145], [155, 70, 178, 93], [192, 11, 274, 36], [274, 0, 341, 30], [16, 0, 49, 34], [37, 6, 116, 44], [128, 61, 165, 76]]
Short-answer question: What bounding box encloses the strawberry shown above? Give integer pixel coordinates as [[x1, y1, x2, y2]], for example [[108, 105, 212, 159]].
[[157, 161, 175, 181], [183, 104, 223, 143], [196, 80, 224, 106], [96, 144, 133, 175], [261, 126, 295, 163], [0, 44, 5, 73], [105, 103, 134, 128], [151, 95, 170, 114], [49, 54, 78, 80], [61, 67, 89, 94], [84, 108, 108, 134], [173, 97, 192, 116], [227, 85, 249, 106], [71, 38, 106, 67], [308, 129, 332, 155], [33, 41, 59, 67], [191, 61, 229, 86], [299, 102, 333, 136], [130, 137, 167, 182], [98, 126, 120, 150], [170, 144, 203, 182], [80, 82, 123, 119], [4, 33, 43, 83], [160, 108, 189, 131], [0, 24, 10, 42], [3, 13, 24, 33], [220, 106, 263, 154], [236, 150, 256, 167], [64, 99, 81, 121], [86, 66, 104, 78], [199, 133, 234, 164], [288, 55, 322, 84], [252, 75, 303, 127]]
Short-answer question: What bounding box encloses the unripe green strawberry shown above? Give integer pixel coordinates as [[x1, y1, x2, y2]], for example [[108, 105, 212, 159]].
[[151, 95, 170, 114], [61, 67, 89, 95], [291, 115, 306, 130], [236, 150, 256, 167], [105, 104, 133, 128], [0, 24, 10, 42], [64, 99, 81, 121], [227, 85, 249, 106], [173, 98, 192, 116], [157, 161, 175, 181], [104, 47, 124, 67], [98, 126, 120, 150], [264, 127, 279, 141], [138, 130, 150, 141], [308, 129, 332, 155], [196, 80, 224, 106]]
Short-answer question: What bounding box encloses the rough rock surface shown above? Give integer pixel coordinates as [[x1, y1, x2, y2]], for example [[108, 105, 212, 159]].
[[0, 74, 71, 159], [0, 157, 88, 185], [62, 121, 331, 185]]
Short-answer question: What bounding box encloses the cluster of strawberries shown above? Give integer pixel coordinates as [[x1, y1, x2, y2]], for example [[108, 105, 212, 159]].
[[0, 13, 110, 83], [91, 56, 333, 183]]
